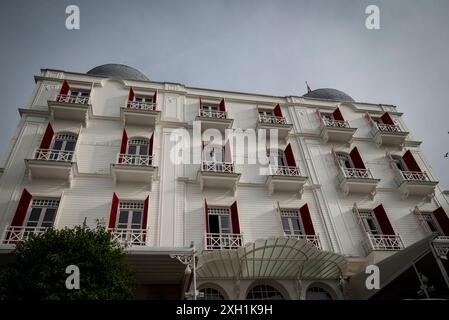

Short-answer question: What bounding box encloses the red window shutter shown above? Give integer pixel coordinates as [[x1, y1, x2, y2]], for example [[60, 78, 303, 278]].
[[11, 189, 32, 226], [204, 199, 209, 233], [332, 107, 344, 121], [120, 129, 128, 155], [402, 150, 421, 172], [349, 147, 366, 169], [39, 123, 54, 149], [273, 104, 283, 117], [60, 80, 70, 95], [284, 144, 296, 167], [128, 87, 135, 102], [373, 204, 395, 235], [108, 193, 119, 229], [149, 133, 154, 156], [224, 140, 232, 162], [219, 98, 226, 112], [143, 196, 149, 229], [433, 207, 449, 236], [230, 201, 241, 234], [380, 112, 394, 125], [299, 204, 315, 235]]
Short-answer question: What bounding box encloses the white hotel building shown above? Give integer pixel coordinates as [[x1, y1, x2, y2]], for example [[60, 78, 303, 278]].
[[0, 64, 448, 300]]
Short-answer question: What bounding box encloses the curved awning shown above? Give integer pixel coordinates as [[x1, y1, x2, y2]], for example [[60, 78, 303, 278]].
[[197, 237, 347, 280]]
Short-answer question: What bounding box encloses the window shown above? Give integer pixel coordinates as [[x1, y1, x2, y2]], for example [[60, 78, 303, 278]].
[[52, 133, 77, 152], [371, 117, 382, 125], [26, 199, 59, 229], [258, 109, 274, 117], [336, 152, 352, 169], [127, 138, 149, 156], [201, 104, 219, 112], [391, 155, 407, 171], [321, 112, 334, 121], [134, 95, 153, 103], [267, 149, 287, 167], [246, 284, 285, 300], [117, 202, 144, 230], [208, 207, 231, 234], [359, 210, 381, 235], [203, 144, 224, 162], [198, 288, 225, 300], [306, 286, 333, 300], [280, 209, 303, 236], [420, 212, 442, 235], [69, 90, 90, 98]]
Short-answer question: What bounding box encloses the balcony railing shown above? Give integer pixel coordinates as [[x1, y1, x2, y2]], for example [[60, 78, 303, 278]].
[[127, 101, 156, 111], [258, 114, 287, 125], [202, 161, 235, 173], [199, 109, 227, 119], [56, 94, 89, 105], [108, 228, 147, 247], [204, 232, 243, 250], [2, 226, 48, 245], [322, 118, 350, 128], [269, 165, 301, 176], [117, 154, 153, 166], [34, 149, 74, 162], [339, 167, 374, 180], [375, 123, 402, 133], [395, 170, 431, 184], [362, 233, 404, 252], [285, 234, 321, 249]]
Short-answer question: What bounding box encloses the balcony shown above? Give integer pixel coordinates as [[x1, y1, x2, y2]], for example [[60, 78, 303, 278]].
[[108, 228, 147, 247], [121, 101, 160, 127], [337, 167, 380, 199], [25, 149, 75, 183], [393, 169, 438, 200], [284, 234, 321, 249], [196, 110, 233, 134], [361, 233, 405, 253], [265, 165, 308, 197], [198, 161, 240, 194], [111, 154, 157, 187], [204, 232, 243, 250], [319, 118, 357, 144], [432, 236, 449, 258], [2, 225, 48, 245], [256, 114, 292, 140], [48, 94, 90, 125], [370, 123, 409, 148]]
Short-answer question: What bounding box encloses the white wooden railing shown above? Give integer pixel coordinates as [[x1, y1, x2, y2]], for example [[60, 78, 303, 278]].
[[199, 109, 227, 119], [202, 161, 235, 173], [376, 123, 402, 133], [394, 169, 431, 185], [2, 226, 48, 244], [338, 167, 374, 180], [269, 165, 301, 176], [258, 114, 287, 125], [322, 118, 350, 128], [127, 101, 157, 111], [108, 228, 147, 246], [204, 233, 243, 250], [117, 154, 153, 166], [56, 94, 89, 105], [362, 233, 404, 251], [34, 149, 74, 161], [285, 234, 321, 249]]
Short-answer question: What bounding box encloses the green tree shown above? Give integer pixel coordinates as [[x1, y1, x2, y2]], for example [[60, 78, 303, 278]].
[[0, 224, 135, 299]]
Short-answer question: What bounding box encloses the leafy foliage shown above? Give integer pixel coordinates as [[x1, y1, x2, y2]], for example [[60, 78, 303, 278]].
[[0, 224, 134, 300]]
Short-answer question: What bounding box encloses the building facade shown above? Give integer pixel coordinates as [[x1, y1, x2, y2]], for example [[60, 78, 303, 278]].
[[0, 64, 448, 299]]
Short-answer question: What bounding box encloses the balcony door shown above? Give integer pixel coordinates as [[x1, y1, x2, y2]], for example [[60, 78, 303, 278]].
[[259, 109, 276, 123], [117, 202, 144, 230], [280, 209, 303, 237], [268, 149, 287, 167], [391, 155, 407, 171], [126, 138, 149, 165], [420, 212, 443, 235], [25, 199, 59, 230], [336, 152, 352, 169], [359, 210, 382, 235], [208, 207, 232, 234], [50, 133, 77, 160], [134, 96, 153, 103]]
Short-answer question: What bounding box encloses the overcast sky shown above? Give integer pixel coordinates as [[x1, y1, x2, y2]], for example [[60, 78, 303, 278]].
[[0, 0, 448, 186]]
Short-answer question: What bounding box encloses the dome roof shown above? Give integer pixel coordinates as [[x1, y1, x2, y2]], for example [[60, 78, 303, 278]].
[[86, 64, 149, 81], [302, 88, 355, 102]]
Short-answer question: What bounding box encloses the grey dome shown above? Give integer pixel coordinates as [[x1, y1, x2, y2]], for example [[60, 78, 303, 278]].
[[303, 88, 355, 102], [87, 64, 149, 81]]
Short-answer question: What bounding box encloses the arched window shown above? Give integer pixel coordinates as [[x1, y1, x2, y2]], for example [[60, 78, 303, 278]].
[[127, 138, 149, 156], [306, 286, 333, 300], [198, 287, 225, 300], [246, 284, 285, 300]]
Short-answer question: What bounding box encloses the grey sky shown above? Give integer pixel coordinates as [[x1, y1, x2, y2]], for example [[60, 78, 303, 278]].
[[0, 0, 448, 186]]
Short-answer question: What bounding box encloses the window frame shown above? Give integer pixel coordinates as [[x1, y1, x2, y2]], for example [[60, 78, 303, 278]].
[[24, 198, 60, 229], [280, 209, 304, 236], [117, 201, 145, 230], [207, 206, 232, 234]]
